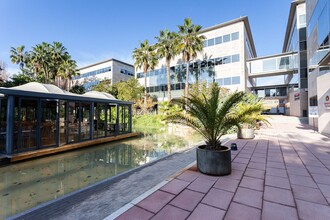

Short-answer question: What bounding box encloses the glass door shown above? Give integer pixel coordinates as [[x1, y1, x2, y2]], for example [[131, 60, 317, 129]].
[[40, 99, 58, 147]]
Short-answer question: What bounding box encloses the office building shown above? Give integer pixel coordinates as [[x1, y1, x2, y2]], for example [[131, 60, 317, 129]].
[[73, 58, 134, 91]]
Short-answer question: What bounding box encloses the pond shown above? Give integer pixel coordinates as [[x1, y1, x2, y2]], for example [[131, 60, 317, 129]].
[[0, 126, 201, 219]]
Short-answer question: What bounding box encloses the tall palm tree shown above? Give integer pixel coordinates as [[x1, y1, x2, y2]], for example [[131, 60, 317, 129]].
[[133, 40, 158, 110], [177, 18, 205, 103], [51, 42, 69, 82], [31, 43, 52, 83], [10, 45, 28, 72], [155, 29, 178, 102], [58, 58, 78, 91]]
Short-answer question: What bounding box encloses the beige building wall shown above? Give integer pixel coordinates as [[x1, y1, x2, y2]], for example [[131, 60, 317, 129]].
[[136, 18, 256, 101], [288, 88, 308, 117], [316, 72, 330, 135]]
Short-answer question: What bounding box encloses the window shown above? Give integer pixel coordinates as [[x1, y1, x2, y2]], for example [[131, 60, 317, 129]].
[[208, 39, 215, 46], [215, 36, 222, 44], [231, 32, 239, 40], [216, 78, 223, 86], [203, 40, 208, 47], [232, 76, 240, 85], [224, 77, 231, 85], [223, 56, 231, 64], [215, 57, 223, 65], [223, 34, 230, 43], [309, 96, 318, 106], [232, 54, 240, 62], [276, 87, 287, 96]]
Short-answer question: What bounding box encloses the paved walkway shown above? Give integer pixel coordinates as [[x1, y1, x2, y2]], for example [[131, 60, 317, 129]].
[[113, 116, 330, 220]]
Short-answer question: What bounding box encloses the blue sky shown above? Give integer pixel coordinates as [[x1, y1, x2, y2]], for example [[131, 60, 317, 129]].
[[0, 0, 292, 76]]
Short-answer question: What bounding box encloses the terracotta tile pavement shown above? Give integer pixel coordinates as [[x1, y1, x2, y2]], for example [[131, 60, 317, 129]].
[[115, 116, 330, 219]]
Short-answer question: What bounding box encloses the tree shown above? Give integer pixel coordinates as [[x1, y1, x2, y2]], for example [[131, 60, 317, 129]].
[[133, 40, 158, 110], [165, 85, 248, 149], [30, 42, 52, 83], [70, 84, 86, 94], [58, 57, 78, 91], [92, 79, 117, 97], [115, 78, 144, 101], [177, 18, 205, 103], [10, 45, 28, 72], [155, 29, 178, 102]]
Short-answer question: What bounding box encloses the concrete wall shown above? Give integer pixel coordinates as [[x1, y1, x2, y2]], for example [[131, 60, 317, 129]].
[[288, 88, 308, 117], [112, 61, 134, 85], [317, 71, 330, 135]]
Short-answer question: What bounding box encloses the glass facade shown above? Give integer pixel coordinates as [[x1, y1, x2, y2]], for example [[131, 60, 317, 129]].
[[307, 0, 330, 65], [0, 93, 132, 155], [74, 67, 111, 80]]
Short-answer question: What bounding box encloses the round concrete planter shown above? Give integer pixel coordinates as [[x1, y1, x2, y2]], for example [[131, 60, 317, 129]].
[[237, 128, 255, 139], [196, 146, 231, 176]]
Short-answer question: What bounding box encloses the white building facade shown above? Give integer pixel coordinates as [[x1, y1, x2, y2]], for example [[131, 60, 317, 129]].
[[135, 17, 257, 101], [73, 59, 134, 91]]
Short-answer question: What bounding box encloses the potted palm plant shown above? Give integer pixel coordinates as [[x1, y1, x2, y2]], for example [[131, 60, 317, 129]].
[[165, 84, 253, 175], [234, 94, 270, 139]]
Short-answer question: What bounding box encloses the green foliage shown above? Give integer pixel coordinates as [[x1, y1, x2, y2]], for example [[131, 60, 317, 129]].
[[133, 114, 164, 130], [189, 82, 230, 100], [158, 101, 183, 118], [92, 79, 118, 97], [115, 78, 144, 101], [233, 93, 270, 129], [9, 42, 77, 89], [165, 86, 247, 150], [70, 84, 86, 94]]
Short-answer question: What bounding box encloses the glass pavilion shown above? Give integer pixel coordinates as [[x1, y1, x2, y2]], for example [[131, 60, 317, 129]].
[[0, 82, 132, 156]]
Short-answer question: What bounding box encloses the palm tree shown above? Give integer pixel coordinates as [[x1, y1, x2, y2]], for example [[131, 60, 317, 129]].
[[155, 29, 178, 102], [30, 43, 51, 83], [177, 18, 205, 103], [10, 45, 28, 72], [133, 40, 158, 110], [51, 42, 69, 83], [165, 84, 259, 149], [58, 58, 78, 91]]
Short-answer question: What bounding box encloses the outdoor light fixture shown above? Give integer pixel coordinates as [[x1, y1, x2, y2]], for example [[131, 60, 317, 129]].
[[231, 143, 238, 151]]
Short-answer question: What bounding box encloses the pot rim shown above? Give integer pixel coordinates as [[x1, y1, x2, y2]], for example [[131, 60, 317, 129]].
[[197, 145, 230, 152]]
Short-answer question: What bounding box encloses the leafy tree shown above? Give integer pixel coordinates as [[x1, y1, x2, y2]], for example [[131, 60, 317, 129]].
[[115, 78, 143, 101], [133, 40, 158, 110], [155, 29, 178, 102], [177, 18, 205, 103], [92, 79, 118, 97], [70, 84, 86, 94]]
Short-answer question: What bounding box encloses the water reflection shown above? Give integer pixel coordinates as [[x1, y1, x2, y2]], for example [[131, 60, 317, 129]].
[[0, 127, 201, 219]]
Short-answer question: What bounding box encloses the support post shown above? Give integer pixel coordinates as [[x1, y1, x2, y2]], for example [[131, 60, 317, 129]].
[[129, 105, 132, 133], [115, 105, 119, 136], [5, 96, 14, 155]]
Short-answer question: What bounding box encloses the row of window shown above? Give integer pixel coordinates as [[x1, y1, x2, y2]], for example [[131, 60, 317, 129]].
[[136, 54, 240, 79], [255, 87, 287, 98], [215, 76, 240, 86], [120, 69, 134, 76], [75, 67, 112, 79], [146, 76, 241, 94], [203, 32, 239, 48], [84, 80, 100, 90]]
